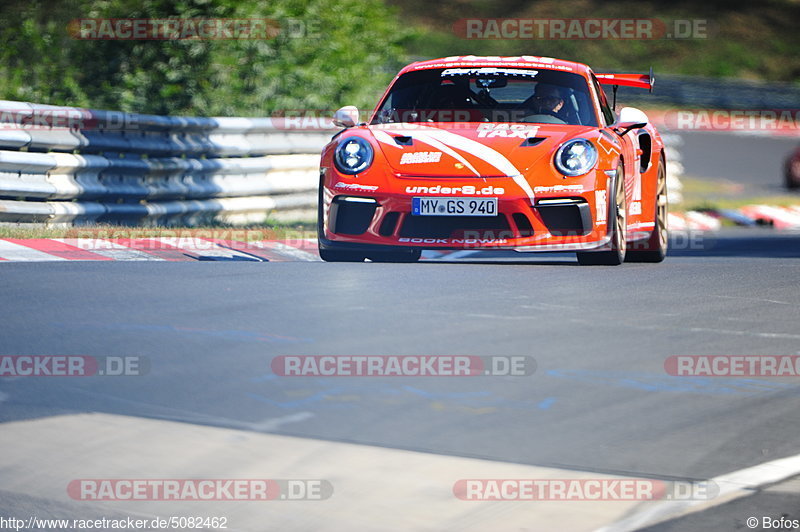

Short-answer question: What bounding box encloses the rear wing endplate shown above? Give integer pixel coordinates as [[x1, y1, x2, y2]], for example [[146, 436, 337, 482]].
[[595, 67, 654, 93]]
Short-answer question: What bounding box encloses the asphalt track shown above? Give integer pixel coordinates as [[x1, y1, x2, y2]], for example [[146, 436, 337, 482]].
[[1, 231, 799, 479], [676, 131, 798, 192], [1, 130, 800, 530]]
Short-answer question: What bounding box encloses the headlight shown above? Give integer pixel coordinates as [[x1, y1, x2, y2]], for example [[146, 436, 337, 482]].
[[554, 139, 598, 177], [334, 137, 373, 175]]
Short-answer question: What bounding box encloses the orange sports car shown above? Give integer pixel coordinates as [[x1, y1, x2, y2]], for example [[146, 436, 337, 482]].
[[318, 55, 667, 265]]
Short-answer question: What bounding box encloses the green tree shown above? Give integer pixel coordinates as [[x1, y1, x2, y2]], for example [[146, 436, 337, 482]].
[[0, 0, 409, 115]]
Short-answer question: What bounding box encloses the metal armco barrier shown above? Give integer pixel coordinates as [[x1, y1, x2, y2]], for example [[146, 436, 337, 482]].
[[616, 74, 800, 110], [0, 100, 684, 226], [0, 100, 335, 225]]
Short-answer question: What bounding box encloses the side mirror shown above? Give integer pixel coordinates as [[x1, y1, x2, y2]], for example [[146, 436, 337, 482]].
[[614, 107, 649, 136], [333, 106, 360, 128]]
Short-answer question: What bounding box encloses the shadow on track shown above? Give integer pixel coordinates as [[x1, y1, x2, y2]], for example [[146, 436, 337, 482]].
[[667, 230, 800, 259], [414, 230, 800, 263]]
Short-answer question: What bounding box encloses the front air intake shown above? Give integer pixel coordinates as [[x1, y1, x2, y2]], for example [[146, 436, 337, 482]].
[[330, 197, 377, 235]]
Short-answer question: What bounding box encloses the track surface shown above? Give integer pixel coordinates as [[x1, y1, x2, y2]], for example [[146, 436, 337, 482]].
[[676, 131, 798, 192], [1, 229, 799, 488]]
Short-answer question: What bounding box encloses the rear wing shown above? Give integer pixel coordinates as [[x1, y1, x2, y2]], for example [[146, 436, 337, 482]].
[[595, 67, 654, 93]]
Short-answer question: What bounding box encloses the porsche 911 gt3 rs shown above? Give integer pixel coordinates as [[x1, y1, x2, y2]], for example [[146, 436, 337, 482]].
[[318, 55, 668, 265]]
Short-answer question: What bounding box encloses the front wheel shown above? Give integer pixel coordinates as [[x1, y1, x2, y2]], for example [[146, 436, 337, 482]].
[[577, 164, 626, 266], [626, 160, 668, 263]]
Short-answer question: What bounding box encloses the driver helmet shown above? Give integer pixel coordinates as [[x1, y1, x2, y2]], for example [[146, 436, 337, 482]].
[[531, 83, 564, 113]]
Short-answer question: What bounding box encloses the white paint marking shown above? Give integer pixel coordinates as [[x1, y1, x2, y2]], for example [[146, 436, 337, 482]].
[[248, 412, 315, 431], [596, 453, 800, 532], [250, 240, 321, 262], [709, 295, 795, 306], [0, 240, 67, 262], [146, 237, 259, 260], [56, 239, 163, 261]]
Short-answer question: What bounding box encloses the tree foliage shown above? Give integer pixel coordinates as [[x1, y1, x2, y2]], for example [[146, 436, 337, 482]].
[[0, 0, 409, 115]]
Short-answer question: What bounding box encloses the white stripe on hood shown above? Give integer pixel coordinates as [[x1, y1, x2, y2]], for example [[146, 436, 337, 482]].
[[371, 124, 536, 202]]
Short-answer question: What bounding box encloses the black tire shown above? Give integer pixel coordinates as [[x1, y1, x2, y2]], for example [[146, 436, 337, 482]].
[[367, 249, 422, 263], [626, 160, 668, 263], [576, 164, 626, 266]]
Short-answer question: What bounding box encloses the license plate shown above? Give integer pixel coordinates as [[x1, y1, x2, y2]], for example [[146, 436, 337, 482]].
[[412, 197, 498, 216]]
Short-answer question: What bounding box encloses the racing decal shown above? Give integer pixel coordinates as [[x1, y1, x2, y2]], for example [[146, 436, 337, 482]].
[[630, 201, 642, 215], [628, 221, 655, 230], [442, 67, 538, 78], [534, 184, 584, 194], [415, 63, 572, 72], [441, 55, 555, 64], [596, 137, 617, 155], [408, 133, 482, 176], [629, 132, 643, 204], [399, 151, 443, 164], [399, 237, 510, 244], [334, 182, 379, 192], [405, 185, 505, 195], [477, 124, 540, 138], [412, 56, 576, 72], [595, 190, 607, 223], [372, 129, 482, 176]]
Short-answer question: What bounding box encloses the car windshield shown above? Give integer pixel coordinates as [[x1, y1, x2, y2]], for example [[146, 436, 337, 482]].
[[372, 67, 598, 126]]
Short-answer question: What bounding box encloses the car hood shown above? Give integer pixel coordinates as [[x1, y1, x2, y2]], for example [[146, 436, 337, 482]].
[[367, 122, 597, 178]]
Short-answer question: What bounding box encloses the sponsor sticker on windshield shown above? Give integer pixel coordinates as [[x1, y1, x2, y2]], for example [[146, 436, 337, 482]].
[[441, 67, 538, 78]]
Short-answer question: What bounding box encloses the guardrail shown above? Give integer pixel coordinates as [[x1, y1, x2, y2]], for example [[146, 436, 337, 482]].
[[0, 100, 336, 225], [616, 74, 800, 110], [0, 100, 684, 226]]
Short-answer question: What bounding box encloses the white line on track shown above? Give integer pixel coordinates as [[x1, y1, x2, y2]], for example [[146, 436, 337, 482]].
[[708, 294, 796, 306], [248, 412, 315, 431], [64, 386, 315, 433], [596, 453, 800, 531], [567, 318, 800, 341]]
